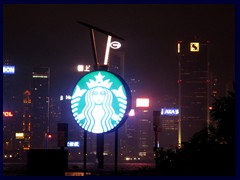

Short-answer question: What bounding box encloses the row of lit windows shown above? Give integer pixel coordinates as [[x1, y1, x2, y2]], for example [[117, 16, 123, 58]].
[[23, 114, 31, 118]]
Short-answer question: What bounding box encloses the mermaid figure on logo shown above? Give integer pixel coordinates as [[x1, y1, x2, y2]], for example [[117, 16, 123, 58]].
[[71, 72, 127, 133]]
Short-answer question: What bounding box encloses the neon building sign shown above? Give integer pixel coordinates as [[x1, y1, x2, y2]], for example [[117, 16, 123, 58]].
[[16, 133, 24, 139], [161, 108, 179, 116], [77, 65, 91, 72], [110, 41, 121, 49], [136, 98, 150, 107], [3, 111, 13, 117], [71, 71, 131, 134], [67, 141, 80, 147], [190, 42, 200, 52], [3, 66, 15, 74]]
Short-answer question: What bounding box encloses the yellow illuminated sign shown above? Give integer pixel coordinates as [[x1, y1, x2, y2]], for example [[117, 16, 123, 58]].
[[177, 42, 181, 53], [190, 42, 200, 52], [16, 133, 24, 139]]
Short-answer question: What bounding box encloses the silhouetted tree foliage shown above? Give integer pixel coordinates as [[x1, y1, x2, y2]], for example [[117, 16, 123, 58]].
[[210, 82, 235, 145], [157, 82, 235, 175]]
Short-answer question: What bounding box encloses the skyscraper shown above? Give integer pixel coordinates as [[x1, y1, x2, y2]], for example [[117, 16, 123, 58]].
[[30, 67, 50, 149], [177, 39, 210, 145], [22, 90, 31, 151], [3, 59, 22, 160], [136, 107, 154, 160], [159, 107, 179, 149]]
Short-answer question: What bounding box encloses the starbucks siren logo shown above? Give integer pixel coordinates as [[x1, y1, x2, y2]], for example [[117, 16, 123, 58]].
[[71, 71, 128, 133]]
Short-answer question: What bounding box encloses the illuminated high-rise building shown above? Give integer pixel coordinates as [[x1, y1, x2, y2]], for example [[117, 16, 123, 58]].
[[177, 39, 210, 145], [136, 108, 154, 160], [3, 59, 18, 111], [3, 59, 22, 159], [22, 90, 32, 151], [210, 74, 218, 99], [156, 96, 179, 149], [30, 67, 50, 149], [122, 97, 154, 161], [3, 59, 14, 154], [159, 107, 179, 149]]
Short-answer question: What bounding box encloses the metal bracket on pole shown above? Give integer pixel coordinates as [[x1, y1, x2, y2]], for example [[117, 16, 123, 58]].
[[90, 28, 99, 67], [77, 21, 125, 41], [77, 20, 125, 70]]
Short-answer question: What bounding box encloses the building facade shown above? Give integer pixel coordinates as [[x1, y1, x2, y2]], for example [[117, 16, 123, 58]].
[[177, 39, 211, 145], [3, 59, 23, 160], [22, 90, 32, 151], [30, 67, 50, 149], [159, 108, 179, 149]]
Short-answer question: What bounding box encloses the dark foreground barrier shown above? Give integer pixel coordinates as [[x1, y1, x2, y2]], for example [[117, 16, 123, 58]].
[[27, 149, 68, 176]]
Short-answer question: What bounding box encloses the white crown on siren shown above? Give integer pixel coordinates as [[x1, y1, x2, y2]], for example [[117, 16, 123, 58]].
[[86, 72, 112, 89]]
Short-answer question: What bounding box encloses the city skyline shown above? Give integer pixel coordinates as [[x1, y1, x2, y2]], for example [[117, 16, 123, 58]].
[[3, 4, 235, 99], [2, 2, 238, 176]]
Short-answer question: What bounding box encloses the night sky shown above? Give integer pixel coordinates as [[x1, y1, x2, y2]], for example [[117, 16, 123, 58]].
[[3, 3, 235, 99]]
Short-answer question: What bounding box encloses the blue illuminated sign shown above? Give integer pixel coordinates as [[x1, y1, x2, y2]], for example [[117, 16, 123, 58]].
[[67, 141, 80, 147], [71, 70, 131, 134], [3, 66, 15, 74], [161, 108, 179, 116]]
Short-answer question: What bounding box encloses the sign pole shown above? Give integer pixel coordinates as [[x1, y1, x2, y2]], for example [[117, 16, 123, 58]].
[[84, 130, 87, 176], [76, 21, 128, 175], [114, 129, 118, 175], [90, 28, 99, 67], [96, 134, 104, 169]]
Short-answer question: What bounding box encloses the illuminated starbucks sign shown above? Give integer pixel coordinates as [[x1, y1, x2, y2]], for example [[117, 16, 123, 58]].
[[71, 71, 131, 134]]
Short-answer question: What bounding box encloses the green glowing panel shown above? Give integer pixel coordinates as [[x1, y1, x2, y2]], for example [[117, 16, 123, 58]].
[[71, 71, 131, 134]]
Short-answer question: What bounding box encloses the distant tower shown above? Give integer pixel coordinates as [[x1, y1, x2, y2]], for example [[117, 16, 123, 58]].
[[3, 59, 20, 157], [3, 59, 15, 111], [177, 39, 210, 145], [22, 90, 31, 151], [30, 67, 50, 149], [108, 50, 125, 77], [136, 107, 153, 160], [210, 73, 218, 99], [106, 46, 126, 161], [159, 96, 179, 149]]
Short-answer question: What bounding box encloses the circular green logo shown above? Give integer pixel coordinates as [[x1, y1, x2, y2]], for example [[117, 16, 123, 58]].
[[71, 71, 131, 133]]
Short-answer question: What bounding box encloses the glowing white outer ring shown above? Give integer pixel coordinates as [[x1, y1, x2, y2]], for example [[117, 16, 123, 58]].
[[110, 41, 121, 49]]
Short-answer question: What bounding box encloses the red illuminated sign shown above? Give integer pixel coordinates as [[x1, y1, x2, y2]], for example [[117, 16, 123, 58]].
[[3, 112, 13, 117]]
